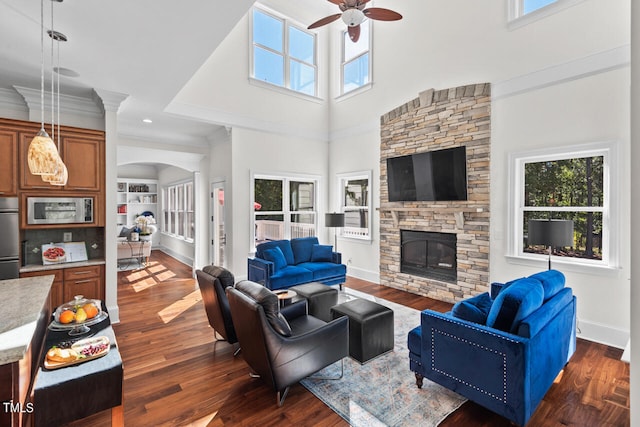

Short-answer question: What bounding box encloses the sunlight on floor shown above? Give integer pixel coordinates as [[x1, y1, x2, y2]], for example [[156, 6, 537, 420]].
[[158, 289, 202, 324], [183, 411, 218, 427]]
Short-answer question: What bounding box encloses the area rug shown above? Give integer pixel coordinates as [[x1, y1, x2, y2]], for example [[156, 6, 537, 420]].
[[300, 289, 467, 427]]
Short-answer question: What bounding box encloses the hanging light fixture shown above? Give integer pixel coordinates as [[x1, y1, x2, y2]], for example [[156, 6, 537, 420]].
[[42, 0, 68, 186], [28, 0, 61, 176]]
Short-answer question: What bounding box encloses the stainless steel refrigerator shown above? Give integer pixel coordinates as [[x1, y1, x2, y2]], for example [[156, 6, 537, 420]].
[[0, 197, 19, 279]]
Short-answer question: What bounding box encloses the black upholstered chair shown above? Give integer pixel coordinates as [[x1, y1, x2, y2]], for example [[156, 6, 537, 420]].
[[195, 265, 239, 355], [226, 280, 349, 406]]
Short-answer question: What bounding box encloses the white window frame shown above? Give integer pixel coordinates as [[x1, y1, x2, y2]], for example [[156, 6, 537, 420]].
[[251, 172, 320, 251], [507, 140, 620, 274], [338, 20, 372, 99], [250, 5, 319, 99], [508, 0, 585, 30], [337, 171, 372, 241], [162, 180, 195, 243]]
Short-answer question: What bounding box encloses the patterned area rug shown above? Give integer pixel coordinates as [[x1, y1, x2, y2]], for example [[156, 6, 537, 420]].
[[300, 289, 467, 427]]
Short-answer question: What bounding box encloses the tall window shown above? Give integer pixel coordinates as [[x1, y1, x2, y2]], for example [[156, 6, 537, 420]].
[[251, 7, 317, 97], [338, 171, 372, 240], [253, 174, 317, 246], [510, 142, 617, 268], [341, 22, 371, 95], [162, 181, 195, 242]]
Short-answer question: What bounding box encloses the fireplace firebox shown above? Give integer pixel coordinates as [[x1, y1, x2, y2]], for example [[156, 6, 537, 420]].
[[401, 230, 457, 283]]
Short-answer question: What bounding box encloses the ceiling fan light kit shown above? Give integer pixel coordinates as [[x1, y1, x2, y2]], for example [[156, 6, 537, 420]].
[[308, 0, 402, 43]]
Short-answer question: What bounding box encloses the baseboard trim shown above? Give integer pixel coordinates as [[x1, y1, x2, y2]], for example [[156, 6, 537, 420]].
[[577, 318, 629, 349], [346, 266, 380, 284], [156, 247, 194, 270]]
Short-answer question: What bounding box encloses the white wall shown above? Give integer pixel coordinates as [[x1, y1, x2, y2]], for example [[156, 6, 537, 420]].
[[228, 127, 329, 279], [629, 3, 638, 422]]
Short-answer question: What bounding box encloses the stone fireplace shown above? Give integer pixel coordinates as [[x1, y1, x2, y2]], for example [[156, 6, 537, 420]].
[[379, 83, 491, 303], [401, 230, 457, 283]]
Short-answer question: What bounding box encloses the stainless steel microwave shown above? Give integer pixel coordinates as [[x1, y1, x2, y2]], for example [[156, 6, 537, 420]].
[[27, 197, 94, 225]]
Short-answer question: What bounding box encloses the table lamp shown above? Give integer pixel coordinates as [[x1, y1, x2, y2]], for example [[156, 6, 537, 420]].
[[528, 219, 574, 270]]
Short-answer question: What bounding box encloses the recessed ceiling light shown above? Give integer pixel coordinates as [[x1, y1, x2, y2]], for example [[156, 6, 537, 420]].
[[142, 118, 153, 124]]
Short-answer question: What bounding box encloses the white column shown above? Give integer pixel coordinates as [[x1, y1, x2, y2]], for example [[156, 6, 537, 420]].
[[93, 89, 129, 323], [630, 4, 639, 425]]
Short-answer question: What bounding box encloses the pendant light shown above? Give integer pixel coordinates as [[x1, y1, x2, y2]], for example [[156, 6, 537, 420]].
[[27, 0, 61, 176], [42, 0, 68, 186]]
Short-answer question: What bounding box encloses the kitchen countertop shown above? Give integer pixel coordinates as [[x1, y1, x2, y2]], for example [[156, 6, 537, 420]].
[[20, 258, 105, 273], [0, 275, 54, 365]]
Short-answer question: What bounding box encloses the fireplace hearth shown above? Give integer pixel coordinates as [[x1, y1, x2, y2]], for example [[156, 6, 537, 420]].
[[401, 230, 457, 283]]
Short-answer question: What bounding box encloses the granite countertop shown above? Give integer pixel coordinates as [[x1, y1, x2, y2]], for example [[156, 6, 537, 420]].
[[0, 275, 54, 365], [20, 258, 106, 273]]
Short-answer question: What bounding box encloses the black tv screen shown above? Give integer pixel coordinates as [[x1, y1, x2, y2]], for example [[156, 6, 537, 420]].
[[386, 146, 467, 202]]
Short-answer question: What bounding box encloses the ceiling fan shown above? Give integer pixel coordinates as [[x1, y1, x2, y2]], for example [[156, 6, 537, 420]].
[[308, 0, 402, 43]]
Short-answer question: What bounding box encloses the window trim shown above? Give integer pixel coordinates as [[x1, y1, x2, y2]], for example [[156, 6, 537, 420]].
[[508, 0, 586, 30], [507, 140, 620, 274], [251, 171, 321, 252], [250, 5, 319, 98], [337, 170, 373, 241], [340, 20, 373, 97]]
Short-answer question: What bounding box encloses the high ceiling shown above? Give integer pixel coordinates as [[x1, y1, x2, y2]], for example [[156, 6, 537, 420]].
[[0, 0, 334, 145]]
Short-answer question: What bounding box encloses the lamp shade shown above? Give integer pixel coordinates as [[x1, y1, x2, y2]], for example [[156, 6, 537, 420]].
[[27, 129, 61, 175], [325, 213, 345, 228], [42, 157, 68, 186], [528, 219, 574, 248]]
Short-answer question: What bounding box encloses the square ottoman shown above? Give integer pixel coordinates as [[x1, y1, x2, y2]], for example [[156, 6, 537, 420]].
[[331, 299, 394, 364], [289, 282, 339, 322]]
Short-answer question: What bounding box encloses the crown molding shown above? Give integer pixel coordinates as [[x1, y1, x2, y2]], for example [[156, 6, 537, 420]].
[[13, 85, 103, 119], [92, 89, 129, 114]]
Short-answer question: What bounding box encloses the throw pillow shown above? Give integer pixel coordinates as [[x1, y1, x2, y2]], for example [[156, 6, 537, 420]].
[[118, 226, 131, 238], [311, 244, 333, 262], [263, 247, 287, 272], [486, 278, 544, 334], [451, 292, 493, 324]]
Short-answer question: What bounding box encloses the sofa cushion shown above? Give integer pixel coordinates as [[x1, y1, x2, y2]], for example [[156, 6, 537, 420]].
[[235, 280, 292, 336], [528, 270, 565, 301], [486, 278, 544, 334], [311, 244, 333, 262], [118, 226, 133, 239], [452, 292, 493, 325], [201, 265, 235, 288], [256, 240, 295, 266], [269, 265, 314, 290], [290, 237, 319, 264], [297, 262, 347, 281], [263, 247, 287, 272]]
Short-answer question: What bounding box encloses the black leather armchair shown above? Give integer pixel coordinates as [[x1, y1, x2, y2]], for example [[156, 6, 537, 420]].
[[226, 280, 349, 406], [195, 265, 239, 355]]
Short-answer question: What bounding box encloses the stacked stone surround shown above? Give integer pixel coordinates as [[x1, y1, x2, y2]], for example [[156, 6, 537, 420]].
[[379, 83, 491, 303]]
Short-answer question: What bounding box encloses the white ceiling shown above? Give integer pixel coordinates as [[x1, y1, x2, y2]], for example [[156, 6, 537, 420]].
[[0, 0, 256, 145]]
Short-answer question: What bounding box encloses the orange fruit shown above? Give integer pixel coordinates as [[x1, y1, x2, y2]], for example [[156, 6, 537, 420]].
[[83, 303, 99, 319], [59, 310, 75, 324]]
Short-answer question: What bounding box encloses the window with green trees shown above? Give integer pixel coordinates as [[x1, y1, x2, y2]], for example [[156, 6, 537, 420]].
[[511, 142, 617, 268]]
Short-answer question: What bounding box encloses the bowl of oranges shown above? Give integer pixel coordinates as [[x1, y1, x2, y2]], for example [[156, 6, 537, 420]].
[[51, 295, 107, 335]]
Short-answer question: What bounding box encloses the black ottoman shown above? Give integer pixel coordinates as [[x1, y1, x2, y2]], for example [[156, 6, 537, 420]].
[[331, 299, 394, 364], [290, 282, 339, 322]]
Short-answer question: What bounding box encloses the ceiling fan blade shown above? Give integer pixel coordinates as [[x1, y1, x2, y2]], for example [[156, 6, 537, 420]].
[[327, 0, 343, 4], [348, 24, 361, 42], [363, 7, 403, 21], [308, 13, 342, 29]]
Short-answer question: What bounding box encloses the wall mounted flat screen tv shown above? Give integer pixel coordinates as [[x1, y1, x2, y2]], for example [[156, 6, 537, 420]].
[[386, 146, 467, 202]]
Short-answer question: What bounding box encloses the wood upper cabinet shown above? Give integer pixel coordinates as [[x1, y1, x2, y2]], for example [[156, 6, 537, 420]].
[[16, 121, 104, 193], [61, 135, 103, 192], [0, 130, 18, 196]]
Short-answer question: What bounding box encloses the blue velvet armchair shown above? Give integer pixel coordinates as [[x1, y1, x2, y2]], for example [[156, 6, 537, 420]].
[[408, 270, 577, 426]]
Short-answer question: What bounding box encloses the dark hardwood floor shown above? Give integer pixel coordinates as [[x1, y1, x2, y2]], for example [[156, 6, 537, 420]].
[[65, 251, 630, 426]]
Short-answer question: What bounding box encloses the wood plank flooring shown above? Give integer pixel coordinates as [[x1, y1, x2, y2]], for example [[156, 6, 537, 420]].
[[64, 251, 630, 426]]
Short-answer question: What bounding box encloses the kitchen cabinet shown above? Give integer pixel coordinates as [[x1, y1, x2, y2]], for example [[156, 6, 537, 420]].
[[20, 264, 104, 310], [0, 131, 18, 196]]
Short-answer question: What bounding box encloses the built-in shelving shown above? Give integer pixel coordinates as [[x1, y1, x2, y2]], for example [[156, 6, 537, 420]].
[[117, 179, 158, 245]]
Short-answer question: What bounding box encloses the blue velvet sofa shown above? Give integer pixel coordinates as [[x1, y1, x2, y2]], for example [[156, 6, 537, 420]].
[[247, 237, 347, 291], [408, 270, 576, 426]]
